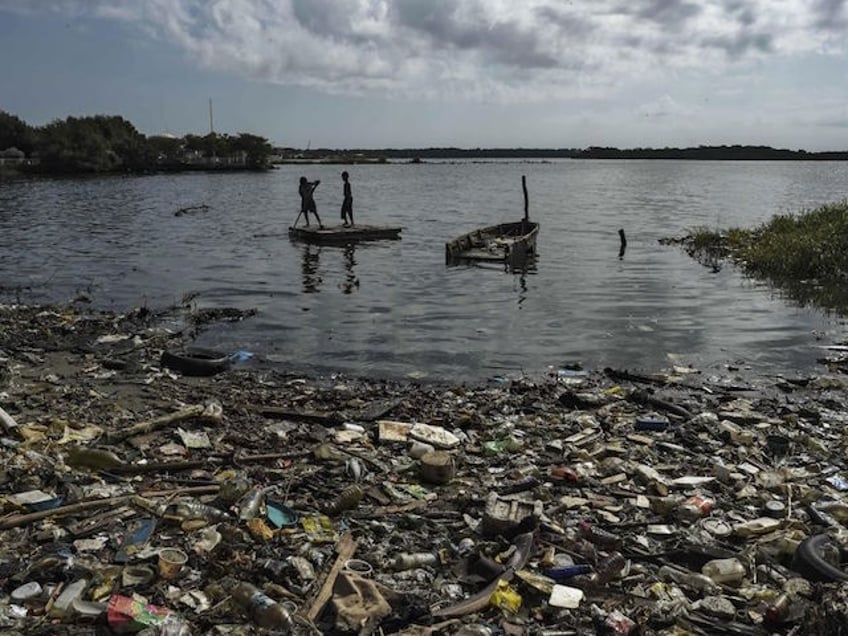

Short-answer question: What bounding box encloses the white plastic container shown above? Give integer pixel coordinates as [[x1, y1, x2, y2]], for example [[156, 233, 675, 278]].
[[49, 578, 89, 617], [701, 558, 746, 585]]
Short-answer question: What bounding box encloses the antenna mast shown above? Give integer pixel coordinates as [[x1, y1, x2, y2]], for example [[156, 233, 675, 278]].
[[209, 98, 214, 134]]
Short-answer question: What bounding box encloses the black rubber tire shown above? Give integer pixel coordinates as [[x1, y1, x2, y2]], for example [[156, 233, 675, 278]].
[[791, 534, 848, 582], [160, 348, 230, 377]]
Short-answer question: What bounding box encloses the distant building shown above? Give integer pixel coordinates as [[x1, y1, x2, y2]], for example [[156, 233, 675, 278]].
[[0, 147, 25, 165]]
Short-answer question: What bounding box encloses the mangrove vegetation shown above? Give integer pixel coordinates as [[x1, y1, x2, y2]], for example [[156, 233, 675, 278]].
[[0, 110, 273, 176], [666, 200, 848, 313]]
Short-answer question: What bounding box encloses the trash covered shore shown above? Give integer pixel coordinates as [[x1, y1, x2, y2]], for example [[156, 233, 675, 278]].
[[4, 302, 848, 635]]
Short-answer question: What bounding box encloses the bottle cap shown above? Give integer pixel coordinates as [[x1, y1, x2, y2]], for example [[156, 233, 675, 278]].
[[701, 518, 732, 538], [764, 500, 786, 518]]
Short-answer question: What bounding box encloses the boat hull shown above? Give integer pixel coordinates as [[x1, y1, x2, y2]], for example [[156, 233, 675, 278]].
[[288, 224, 403, 245], [445, 221, 539, 263]]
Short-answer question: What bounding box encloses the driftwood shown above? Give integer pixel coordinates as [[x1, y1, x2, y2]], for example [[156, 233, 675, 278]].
[[139, 485, 220, 498], [257, 406, 339, 425], [0, 495, 131, 530], [105, 402, 222, 443], [304, 531, 358, 621], [0, 484, 226, 530], [112, 460, 207, 475], [630, 389, 693, 419], [256, 398, 401, 426]]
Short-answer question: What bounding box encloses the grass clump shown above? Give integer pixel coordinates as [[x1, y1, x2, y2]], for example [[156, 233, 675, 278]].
[[671, 200, 848, 312]]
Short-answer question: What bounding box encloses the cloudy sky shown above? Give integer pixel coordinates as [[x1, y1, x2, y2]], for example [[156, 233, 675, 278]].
[[1, 0, 847, 150]]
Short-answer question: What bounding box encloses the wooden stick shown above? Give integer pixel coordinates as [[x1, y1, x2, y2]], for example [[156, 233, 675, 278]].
[[112, 460, 206, 475], [255, 406, 339, 424], [0, 495, 131, 530], [105, 403, 221, 443], [304, 531, 358, 622], [630, 389, 693, 419], [139, 485, 220, 498]]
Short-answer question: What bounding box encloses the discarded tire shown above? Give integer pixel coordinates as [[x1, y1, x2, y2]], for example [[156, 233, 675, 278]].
[[791, 534, 848, 582], [160, 349, 231, 377]]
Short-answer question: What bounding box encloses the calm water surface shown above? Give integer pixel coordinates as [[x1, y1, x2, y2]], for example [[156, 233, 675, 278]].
[[2, 160, 848, 381]]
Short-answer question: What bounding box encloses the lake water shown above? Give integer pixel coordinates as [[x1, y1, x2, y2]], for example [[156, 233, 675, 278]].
[[2, 160, 848, 381]]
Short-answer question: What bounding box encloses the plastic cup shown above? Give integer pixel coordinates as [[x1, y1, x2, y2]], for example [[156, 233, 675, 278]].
[[343, 558, 373, 576], [158, 548, 188, 580]]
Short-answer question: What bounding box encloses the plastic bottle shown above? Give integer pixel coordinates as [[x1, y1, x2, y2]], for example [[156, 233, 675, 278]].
[[172, 500, 229, 522], [578, 520, 622, 549], [238, 487, 266, 520], [391, 552, 439, 570], [230, 581, 294, 632], [543, 564, 592, 581], [677, 495, 715, 523], [765, 592, 793, 624], [325, 484, 363, 515], [658, 565, 720, 594], [701, 558, 746, 585], [592, 552, 626, 585]]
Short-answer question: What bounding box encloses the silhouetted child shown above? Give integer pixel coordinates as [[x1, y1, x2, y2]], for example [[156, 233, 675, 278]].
[[340, 171, 353, 227], [298, 176, 323, 228]]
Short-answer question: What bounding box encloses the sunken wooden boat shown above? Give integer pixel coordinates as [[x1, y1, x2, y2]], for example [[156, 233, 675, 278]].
[[445, 220, 539, 263], [288, 224, 403, 245], [445, 175, 539, 264]]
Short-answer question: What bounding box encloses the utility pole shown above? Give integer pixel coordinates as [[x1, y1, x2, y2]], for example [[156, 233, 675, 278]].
[[209, 98, 214, 135]]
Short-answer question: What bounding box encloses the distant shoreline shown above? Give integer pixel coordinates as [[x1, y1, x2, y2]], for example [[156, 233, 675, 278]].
[[307, 145, 848, 161]]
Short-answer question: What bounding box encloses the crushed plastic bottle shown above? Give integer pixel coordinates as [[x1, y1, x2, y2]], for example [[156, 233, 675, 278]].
[[578, 520, 622, 549], [230, 580, 294, 632], [238, 487, 266, 520]]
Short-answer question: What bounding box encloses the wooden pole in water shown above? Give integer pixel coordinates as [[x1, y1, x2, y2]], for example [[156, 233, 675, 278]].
[[522, 175, 529, 223]]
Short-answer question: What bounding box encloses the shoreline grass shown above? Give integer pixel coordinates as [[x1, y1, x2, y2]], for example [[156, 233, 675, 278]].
[[666, 199, 848, 312]]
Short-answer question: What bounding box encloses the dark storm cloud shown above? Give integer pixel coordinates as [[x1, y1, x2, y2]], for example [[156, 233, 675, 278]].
[[1, 0, 845, 101], [388, 0, 559, 69], [610, 0, 702, 28], [534, 5, 597, 39], [811, 0, 848, 30], [702, 31, 774, 59]]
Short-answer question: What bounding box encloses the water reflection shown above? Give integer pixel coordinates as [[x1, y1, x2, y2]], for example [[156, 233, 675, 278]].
[[300, 244, 322, 293], [298, 243, 360, 294], [342, 244, 359, 294]]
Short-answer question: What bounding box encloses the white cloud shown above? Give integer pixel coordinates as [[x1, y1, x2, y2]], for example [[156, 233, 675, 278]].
[[1, 0, 846, 101]]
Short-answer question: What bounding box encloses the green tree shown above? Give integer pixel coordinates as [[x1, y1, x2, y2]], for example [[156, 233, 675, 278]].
[[0, 110, 35, 155], [33, 115, 151, 173], [147, 135, 183, 162], [232, 133, 272, 169]]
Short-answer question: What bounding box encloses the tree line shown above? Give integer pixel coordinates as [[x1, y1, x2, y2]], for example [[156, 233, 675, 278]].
[[4, 109, 847, 175], [343, 145, 848, 160], [0, 111, 272, 174]]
